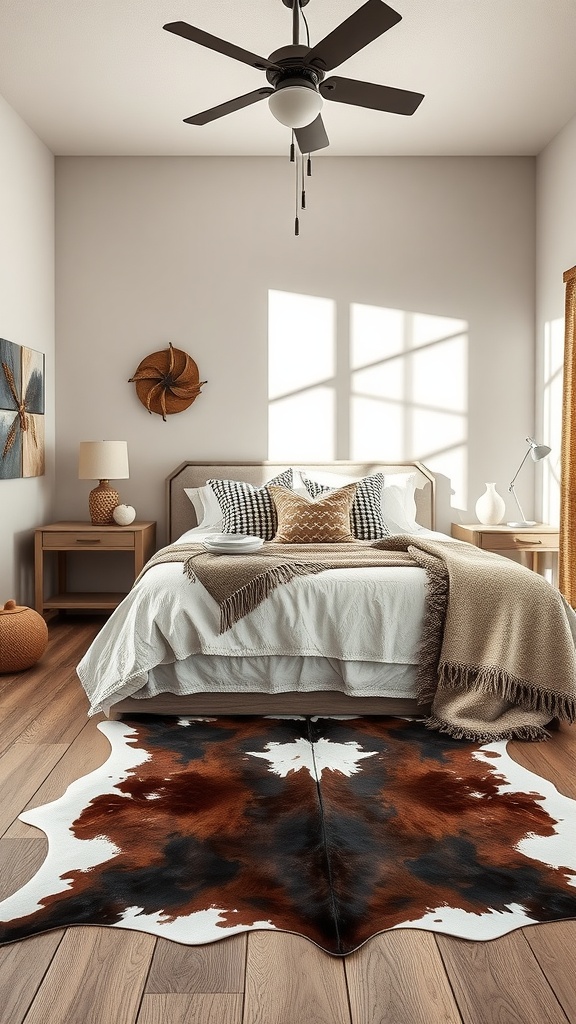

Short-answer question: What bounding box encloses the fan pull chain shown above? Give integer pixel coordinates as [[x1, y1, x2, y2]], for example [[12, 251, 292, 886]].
[[307, 155, 312, 176], [290, 131, 295, 163], [301, 154, 306, 209], [294, 149, 300, 236]]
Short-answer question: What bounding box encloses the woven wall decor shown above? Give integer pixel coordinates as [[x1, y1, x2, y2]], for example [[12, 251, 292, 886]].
[[129, 344, 206, 422]]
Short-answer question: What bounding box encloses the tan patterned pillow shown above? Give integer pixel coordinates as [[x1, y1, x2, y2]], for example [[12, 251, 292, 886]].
[[269, 483, 357, 543]]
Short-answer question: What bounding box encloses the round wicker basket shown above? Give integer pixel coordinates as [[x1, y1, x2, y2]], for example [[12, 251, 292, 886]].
[[0, 600, 48, 673]]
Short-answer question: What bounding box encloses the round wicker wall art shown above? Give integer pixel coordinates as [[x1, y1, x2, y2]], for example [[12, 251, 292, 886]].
[[129, 343, 206, 422]]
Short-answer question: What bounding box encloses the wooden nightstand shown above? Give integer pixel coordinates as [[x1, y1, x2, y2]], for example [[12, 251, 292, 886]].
[[34, 521, 156, 616], [450, 523, 559, 574]]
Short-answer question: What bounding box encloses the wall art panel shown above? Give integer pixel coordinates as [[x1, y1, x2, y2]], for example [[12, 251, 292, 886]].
[[0, 337, 45, 479]]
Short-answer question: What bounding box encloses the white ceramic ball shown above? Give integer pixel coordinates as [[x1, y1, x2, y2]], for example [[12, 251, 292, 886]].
[[113, 504, 136, 526]]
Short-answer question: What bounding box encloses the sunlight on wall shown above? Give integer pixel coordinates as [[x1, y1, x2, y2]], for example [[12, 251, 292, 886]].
[[542, 317, 563, 526], [268, 290, 469, 507], [268, 290, 336, 460], [350, 305, 468, 506]]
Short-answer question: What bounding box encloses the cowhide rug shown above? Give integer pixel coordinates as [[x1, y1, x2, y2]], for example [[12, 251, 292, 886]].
[[1, 716, 575, 955]]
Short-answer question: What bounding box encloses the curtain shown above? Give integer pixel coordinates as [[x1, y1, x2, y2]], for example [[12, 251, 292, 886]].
[[559, 265, 576, 604]]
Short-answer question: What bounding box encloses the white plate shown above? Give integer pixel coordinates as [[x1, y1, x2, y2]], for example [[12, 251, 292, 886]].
[[206, 536, 260, 544], [203, 537, 264, 555]]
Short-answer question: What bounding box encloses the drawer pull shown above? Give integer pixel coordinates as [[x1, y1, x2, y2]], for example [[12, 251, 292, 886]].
[[516, 538, 542, 544], [76, 539, 100, 544]]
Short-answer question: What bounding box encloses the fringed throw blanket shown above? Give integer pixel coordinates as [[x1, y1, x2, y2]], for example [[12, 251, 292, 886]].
[[379, 536, 576, 742], [138, 542, 417, 632], [138, 538, 576, 742]]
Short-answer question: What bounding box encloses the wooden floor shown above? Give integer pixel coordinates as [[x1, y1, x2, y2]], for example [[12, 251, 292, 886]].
[[1, 618, 575, 1024]]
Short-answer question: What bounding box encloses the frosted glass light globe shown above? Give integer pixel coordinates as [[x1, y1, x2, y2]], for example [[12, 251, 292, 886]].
[[268, 84, 323, 128]]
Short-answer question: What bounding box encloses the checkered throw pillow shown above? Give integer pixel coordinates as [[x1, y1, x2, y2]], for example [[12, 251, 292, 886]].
[[207, 470, 294, 540], [300, 472, 391, 540]]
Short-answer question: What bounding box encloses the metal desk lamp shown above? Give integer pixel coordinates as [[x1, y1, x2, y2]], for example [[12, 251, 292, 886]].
[[507, 437, 551, 528]]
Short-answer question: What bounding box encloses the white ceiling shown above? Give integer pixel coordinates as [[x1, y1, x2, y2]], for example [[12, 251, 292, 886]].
[[1, 0, 575, 157]]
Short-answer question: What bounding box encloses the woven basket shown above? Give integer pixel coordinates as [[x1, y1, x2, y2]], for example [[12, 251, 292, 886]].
[[0, 600, 48, 673]]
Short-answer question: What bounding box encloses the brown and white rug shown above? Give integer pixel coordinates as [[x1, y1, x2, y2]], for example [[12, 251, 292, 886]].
[[1, 716, 575, 955]]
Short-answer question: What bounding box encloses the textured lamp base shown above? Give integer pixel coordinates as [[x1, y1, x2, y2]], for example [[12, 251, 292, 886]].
[[89, 480, 119, 525]]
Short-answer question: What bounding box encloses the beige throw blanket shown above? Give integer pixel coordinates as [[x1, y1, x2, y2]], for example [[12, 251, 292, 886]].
[[379, 536, 576, 742], [138, 538, 576, 742]]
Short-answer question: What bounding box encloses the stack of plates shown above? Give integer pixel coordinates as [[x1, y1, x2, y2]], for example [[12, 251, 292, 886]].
[[202, 533, 264, 554]]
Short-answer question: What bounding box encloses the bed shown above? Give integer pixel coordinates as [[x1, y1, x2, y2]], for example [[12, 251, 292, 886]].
[[76, 460, 576, 739], [77, 460, 438, 719]]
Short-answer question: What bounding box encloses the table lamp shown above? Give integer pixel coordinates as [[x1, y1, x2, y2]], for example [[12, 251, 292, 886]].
[[78, 440, 129, 525], [507, 437, 551, 528]]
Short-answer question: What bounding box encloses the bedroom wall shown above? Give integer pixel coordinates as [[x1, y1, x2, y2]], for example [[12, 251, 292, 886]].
[[54, 155, 535, 563], [535, 111, 576, 526], [0, 93, 55, 606]]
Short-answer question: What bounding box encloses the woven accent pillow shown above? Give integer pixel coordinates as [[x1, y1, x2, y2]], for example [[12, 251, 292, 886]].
[[269, 483, 357, 543], [300, 472, 391, 540], [207, 470, 293, 540]]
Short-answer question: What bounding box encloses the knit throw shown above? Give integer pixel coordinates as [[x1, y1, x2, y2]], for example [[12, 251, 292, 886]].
[[138, 538, 576, 742]]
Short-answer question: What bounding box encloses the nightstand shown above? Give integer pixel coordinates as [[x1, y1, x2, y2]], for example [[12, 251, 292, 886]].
[[34, 521, 156, 616], [450, 523, 559, 575]]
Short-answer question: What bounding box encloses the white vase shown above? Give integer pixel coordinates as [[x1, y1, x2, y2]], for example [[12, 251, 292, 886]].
[[475, 483, 506, 525]]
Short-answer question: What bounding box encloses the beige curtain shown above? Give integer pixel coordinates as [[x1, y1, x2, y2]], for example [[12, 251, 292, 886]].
[[559, 265, 576, 605]]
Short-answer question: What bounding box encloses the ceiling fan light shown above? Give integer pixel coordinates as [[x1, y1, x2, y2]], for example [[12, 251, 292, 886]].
[[268, 81, 323, 129]]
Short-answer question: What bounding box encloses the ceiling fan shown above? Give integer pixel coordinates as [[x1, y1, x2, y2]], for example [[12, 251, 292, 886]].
[[163, 0, 425, 155]]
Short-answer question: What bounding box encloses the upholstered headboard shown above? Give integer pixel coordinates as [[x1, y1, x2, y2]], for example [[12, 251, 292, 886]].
[[166, 461, 436, 544]]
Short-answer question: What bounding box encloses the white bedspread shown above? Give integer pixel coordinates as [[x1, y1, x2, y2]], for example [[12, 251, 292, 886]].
[[77, 528, 450, 715]]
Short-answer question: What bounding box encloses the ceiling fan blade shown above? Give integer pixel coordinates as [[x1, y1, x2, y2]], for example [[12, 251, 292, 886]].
[[320, 76, 424, 115], [304, 0, 402, 73], [184, 88, 273, 125], [294, 116, 330, 153], [164, 21, 281, 72]]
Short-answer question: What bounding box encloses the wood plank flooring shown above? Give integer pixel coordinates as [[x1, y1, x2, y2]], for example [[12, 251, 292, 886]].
[[0, 617, 575, 1024]]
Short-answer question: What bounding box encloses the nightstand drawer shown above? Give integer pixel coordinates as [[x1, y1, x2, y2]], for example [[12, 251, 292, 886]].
[[450, 522, 558, 579], [480, 532, 558, 551], [42, 531, 133, 549]]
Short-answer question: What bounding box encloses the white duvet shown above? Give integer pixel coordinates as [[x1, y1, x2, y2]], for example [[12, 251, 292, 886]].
[[77, 527, 453, 715]]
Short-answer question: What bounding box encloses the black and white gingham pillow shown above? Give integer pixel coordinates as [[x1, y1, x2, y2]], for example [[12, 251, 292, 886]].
[[301, 472, 390, 540], [207, 470, 294, 540]]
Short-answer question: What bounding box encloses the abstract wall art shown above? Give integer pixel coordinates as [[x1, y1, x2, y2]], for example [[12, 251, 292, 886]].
[[0, 337, 45, 479]]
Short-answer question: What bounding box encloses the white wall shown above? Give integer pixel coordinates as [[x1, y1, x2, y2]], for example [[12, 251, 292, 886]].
[[55, 155, 535, 557], [536, 112, 576, 526], [0, 94, 55, 606]]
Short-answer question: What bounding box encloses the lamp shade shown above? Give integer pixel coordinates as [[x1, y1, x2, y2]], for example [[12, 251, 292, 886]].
[[78, 441, 129, 481], [531, 443, 552, 462], [268, 80, 323, 129]]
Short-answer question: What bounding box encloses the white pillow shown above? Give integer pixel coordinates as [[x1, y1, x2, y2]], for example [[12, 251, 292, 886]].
[[184, 485, 224, 529], [382, 473, 420, 533]]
